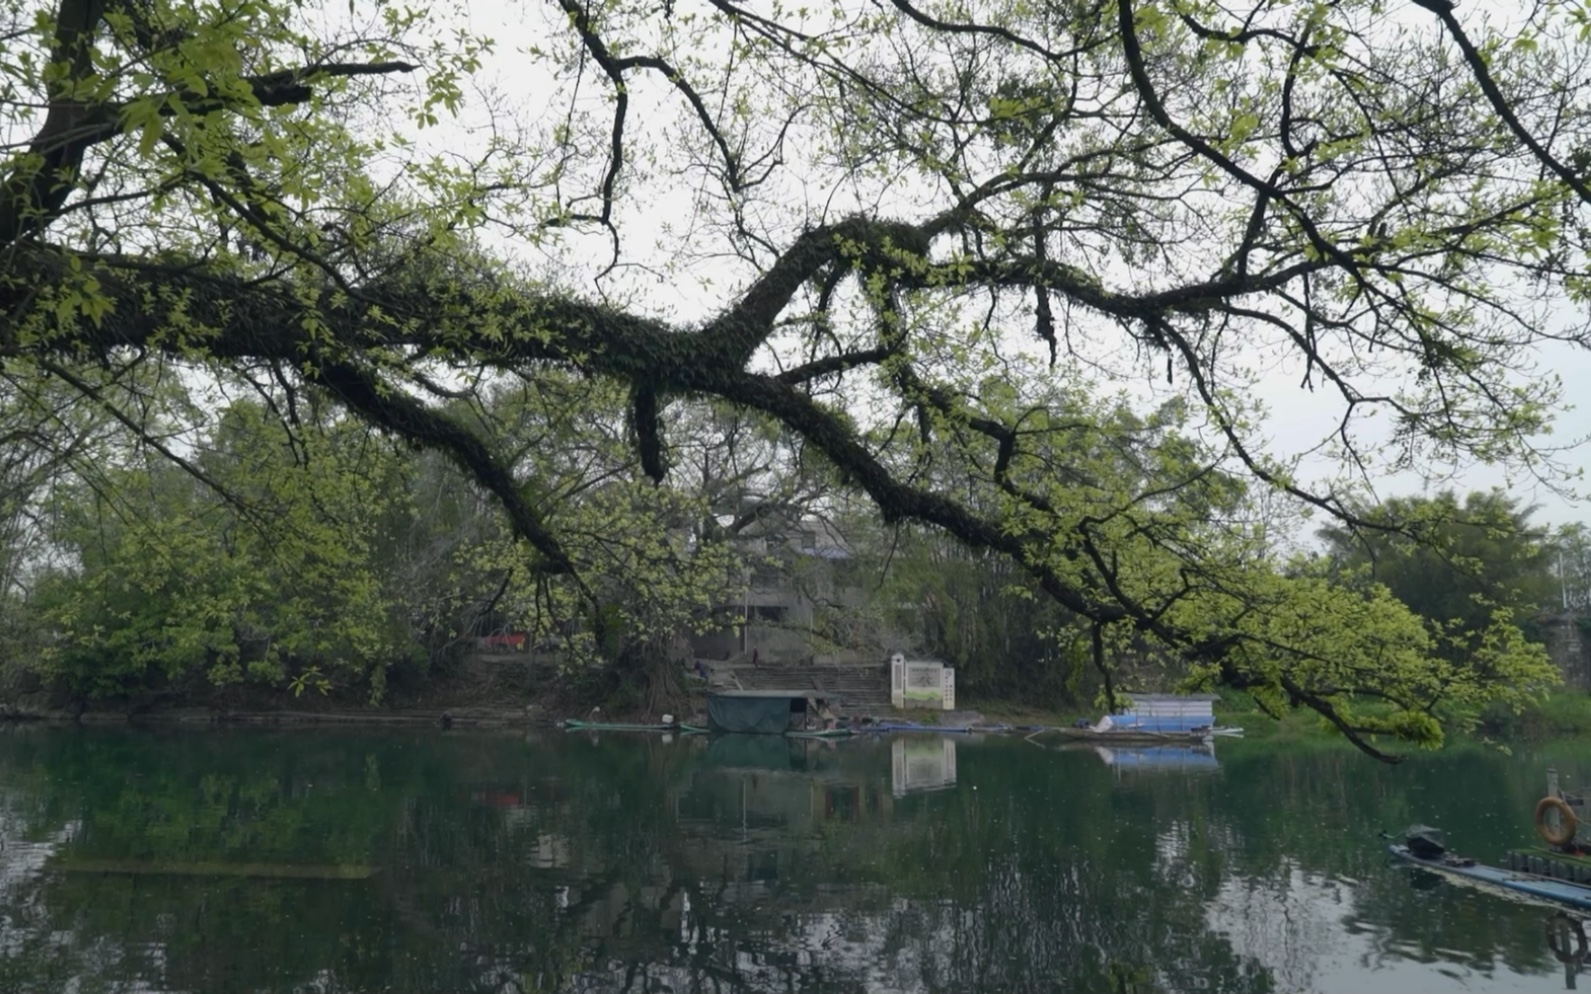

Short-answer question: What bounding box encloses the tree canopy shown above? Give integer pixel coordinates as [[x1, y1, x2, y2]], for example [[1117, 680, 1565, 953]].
[[1318, 489, 1559, 657], [3, 0, 1588, 757]]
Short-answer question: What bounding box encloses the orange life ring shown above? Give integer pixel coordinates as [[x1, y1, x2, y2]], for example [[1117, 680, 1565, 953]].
[[1537, 795, 1580, 848]]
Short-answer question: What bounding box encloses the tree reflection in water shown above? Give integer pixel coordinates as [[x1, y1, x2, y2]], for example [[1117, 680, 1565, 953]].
[[0, 727, 1580, 993]]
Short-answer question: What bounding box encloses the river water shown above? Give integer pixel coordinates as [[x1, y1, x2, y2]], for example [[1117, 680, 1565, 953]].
[[0, 726, 1589, 993]]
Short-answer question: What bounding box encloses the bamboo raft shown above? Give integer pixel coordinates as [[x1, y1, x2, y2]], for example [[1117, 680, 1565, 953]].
[[1507, 846, 1591, 885]]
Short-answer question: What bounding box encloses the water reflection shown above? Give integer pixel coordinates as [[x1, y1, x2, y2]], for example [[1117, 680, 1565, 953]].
[[891, 735, 958, 796], [1549, 914, 1588, 990], [675, 734, 897, 839], [0, 727, 1585, 992], [1091, 743, 1220, 773]]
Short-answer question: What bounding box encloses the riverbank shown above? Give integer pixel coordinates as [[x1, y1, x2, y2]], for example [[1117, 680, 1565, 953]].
[[5, 658, 1587, 748], [0, 653, 567, 728], [1207, 688, 1591, 751], [1477, 692, 1591, 739], [971, 690, 1562, 753], [0, 705, 553, 729]]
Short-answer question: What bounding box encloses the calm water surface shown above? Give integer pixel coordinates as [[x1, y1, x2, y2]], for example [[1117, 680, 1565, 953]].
[[1, 726, 1589, 993]]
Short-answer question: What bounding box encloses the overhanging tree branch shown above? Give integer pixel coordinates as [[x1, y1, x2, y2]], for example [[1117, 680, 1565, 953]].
[[0, 51, 417, 245]]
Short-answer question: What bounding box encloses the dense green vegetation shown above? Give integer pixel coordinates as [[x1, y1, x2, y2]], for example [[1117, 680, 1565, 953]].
[[1, 379, 756, 709], [1317, 491, 1560, 656], [2, 0, 1591, 755]]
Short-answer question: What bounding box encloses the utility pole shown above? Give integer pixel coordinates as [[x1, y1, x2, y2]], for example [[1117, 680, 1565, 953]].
[[1563, 551, 1570, 611]]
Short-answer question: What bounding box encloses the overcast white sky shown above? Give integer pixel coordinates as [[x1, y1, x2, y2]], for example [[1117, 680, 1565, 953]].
[[396, 0, 1591, 531], [1255, 340, 1591, 526]]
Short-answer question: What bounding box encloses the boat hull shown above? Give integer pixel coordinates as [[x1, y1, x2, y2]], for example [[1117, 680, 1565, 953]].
[[562, 720, 708, 733], [1388, 844, 1591, 911], [1044, 727, 1217, 745]]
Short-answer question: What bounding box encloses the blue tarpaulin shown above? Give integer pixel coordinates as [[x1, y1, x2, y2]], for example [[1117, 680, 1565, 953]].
[[1109, 693, 1217, 733]]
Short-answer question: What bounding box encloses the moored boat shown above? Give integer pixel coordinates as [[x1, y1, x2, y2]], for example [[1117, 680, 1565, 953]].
[[1059, 693, 1243, 743], [1388, 841, 1591, 912], [1386, 768, 1591, 912], [787, 728, 854, 739], [562, 719, 708, 733], [1040, 725, 1221, 745], [853, 721, 980, 733]]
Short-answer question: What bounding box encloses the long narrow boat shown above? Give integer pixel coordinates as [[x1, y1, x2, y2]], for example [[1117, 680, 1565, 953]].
[[562, 720, 709, 733], [1388, 844, 1591, 911], [1040, 726, 1220, 745]]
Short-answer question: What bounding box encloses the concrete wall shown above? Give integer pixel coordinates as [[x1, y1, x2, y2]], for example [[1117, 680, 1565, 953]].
[[688, 555, 858, 663], [1541, 613, 1591, 690]]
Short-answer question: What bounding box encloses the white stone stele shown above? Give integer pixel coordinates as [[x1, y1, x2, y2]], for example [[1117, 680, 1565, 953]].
[[888, 652, 955, 710]]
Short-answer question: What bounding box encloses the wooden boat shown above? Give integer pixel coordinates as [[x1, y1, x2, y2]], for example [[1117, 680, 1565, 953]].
[[1041, 726, 1219, 745], [1388, 844, 1591, 911], [854, 721, 1014, 734], [1387, 769, 1591, 914], [787, 728, 853, 739], [1098, 693, 1241, 735], [562, 720, 708, 733], [1054, 693, 1242, 743]]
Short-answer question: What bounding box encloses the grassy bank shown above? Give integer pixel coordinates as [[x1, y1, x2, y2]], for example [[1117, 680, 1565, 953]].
[[966, 692, 1355, 748], [1212, 689, 1591, 752], [1478, 692, 1591, 740], [1208, 691, 1340, 745], [1212, 690, 1591, 750]]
